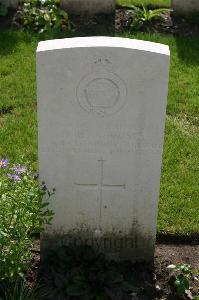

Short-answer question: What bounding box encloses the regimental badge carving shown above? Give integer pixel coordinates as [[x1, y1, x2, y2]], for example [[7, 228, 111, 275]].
[[77, 71, 127, 117]]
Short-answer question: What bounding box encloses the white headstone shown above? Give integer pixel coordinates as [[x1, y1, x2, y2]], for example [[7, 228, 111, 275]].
[[61, 0, 115, 15], [37, 37, 170, 261]]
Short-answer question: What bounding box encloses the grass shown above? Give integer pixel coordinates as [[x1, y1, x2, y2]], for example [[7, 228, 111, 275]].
[[0, 31, 37, 166], [117, 0, 171, 8], [0, 29, 198, 237]]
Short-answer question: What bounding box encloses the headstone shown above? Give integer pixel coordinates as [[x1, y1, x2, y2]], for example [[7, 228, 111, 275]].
[[37, 37, 170, 261], [172, 0, 199, 15], [60, 0, 115, 15], [0, 0, 18, 7]]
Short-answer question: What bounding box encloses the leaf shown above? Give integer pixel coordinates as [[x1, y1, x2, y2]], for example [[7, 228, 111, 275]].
[[44, 13, 51, 21], [175, 276, 190, 296], [125, 4, 138, 10], [59, 9, 68, 20], [0, 230, 8, 237], [176, 264, 191, 273]]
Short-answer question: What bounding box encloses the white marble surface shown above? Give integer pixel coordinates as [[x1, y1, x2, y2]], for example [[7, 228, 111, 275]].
[[37, 36, 170, 260], [37, 36, 169, 55]]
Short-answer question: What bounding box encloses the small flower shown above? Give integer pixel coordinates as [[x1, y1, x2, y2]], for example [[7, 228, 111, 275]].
[[12, 164, 27, 174], [8, 174, 21, 182], [0, 159, 8, 168]]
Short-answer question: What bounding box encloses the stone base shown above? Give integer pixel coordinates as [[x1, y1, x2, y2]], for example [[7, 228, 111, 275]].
[[172, 0, 199, 15], [71, 13, 115, 36], [60, 0, 115, 15], [40, 229, 155, 262]]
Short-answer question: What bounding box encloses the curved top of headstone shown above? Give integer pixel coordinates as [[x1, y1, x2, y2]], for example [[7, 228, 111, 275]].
[[37, 36, 170, 56]]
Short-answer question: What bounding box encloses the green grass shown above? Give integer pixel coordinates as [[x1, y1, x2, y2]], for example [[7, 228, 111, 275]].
[[0, 31, 37, 166], [0, 29, 198, 237], [117, 0, 171, 8]]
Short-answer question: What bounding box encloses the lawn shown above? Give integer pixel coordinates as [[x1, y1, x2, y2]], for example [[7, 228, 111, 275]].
[[0, 29, 198, 237], [117, 0, 171, 8]]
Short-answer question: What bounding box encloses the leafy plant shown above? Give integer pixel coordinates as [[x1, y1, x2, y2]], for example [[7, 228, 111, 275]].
[[0, 159, 54, 281], [39, 245, 134, 300], [0, 279, 36, 300], [127, 4, 171, 31], [167, 263, 198, 298], [0, 3, 8, 17], [13, 0, 73, 33]]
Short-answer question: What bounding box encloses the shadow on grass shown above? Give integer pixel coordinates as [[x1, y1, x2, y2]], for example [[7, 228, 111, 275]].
[[175, 35, 199, 66], [0, 13, 115, 57], [0, 29, 21, 56], [172, 13, 199, 66], [0, 29, 76, 56]]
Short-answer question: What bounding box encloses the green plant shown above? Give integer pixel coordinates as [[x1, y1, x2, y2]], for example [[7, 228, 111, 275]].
[[39, 245, 134, 299], [0, 279, 36, 300], [0, 159, 54, 281], [127, 4, 171, 30], [13, 0, 73, 33], [167, 264, 198, 298], [0, 3, 8, 17], [117, 0, 171, 8]]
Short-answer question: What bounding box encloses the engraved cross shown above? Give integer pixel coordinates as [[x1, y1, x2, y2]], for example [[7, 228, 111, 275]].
[[74, 159, 126, 228]]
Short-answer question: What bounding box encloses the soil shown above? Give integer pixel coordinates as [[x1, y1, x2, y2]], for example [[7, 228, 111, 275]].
[[115, 9, 199, 36], [1, 8, 199, 36], [28, 239, 199, 299], [65, 9, 199, 36]]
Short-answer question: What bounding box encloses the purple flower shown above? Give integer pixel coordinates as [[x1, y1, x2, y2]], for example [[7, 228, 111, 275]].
[[0, 159, 8, 168], [12, 164, 27, 174], [8, 174, 21, 182]]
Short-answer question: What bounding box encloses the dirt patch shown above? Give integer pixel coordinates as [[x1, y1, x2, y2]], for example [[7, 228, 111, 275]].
[[154, 245, 199, 300], [28, 239, 199, 299], [26, 240, 40, 289], [1, 8, 199, 36], [70, 10, 199, 36], [116, 9, 199, 36], [155, 244, 199, 270], [0, 105, 13, 116]]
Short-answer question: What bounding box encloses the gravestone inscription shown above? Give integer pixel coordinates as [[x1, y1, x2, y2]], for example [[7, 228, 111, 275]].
[[37, 37, 170, 261]]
